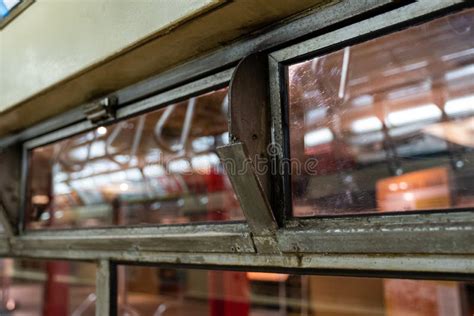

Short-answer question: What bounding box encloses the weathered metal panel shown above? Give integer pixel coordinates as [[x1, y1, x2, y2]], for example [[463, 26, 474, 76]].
[[0, 145, 21, 230], [10, 249, 474, 277], [229, 53, 271, 199], [271, 0, 468, 62], [13, 223, 256, 254], [218, 143, 278, 236], [0, 238, 10, 255], [278, 211, 474, 254], [96, 260, 116, 316]]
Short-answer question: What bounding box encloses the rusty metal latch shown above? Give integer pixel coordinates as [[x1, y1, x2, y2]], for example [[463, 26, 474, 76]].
[[83, 96, 117, 125]]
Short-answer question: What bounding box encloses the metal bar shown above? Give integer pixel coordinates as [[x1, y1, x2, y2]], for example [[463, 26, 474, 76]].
[[0, 201, 15, 238], [0, 238, 10, 254], [96, 259, 116, 316], [13, 211, 473, 257], [279, 211, 474, 254], [23, 120, 94, 150], [115, 67, 233, 120], [18, 145, 28, 235], [0, 144, 22, 233], [10, 248, 474, 277], [14, 222, 255, 254], [270, 0, 468, 62], [0, 107, 85, 149], [268, 56, 291, 221], [218, 143, 278, 236]]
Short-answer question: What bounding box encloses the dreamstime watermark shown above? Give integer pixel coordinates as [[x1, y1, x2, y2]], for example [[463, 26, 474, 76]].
[[161, 143, 319, 177]]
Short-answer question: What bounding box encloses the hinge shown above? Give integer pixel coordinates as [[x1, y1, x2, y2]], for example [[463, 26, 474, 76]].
[[83, 96, 117, 125]]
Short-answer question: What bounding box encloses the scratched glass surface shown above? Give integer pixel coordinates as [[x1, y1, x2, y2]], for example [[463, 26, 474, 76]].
[[26, 88, 244, 229], [117, 265, 474, 316], [288, 9, 474, 217], [0, 258, 96, 315]]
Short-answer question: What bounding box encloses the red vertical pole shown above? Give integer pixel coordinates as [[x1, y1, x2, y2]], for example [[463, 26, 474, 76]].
[[206, 168, 249, 316], [43, 261, 70, 316]]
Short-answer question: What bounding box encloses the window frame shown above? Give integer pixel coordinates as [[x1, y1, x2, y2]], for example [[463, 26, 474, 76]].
[[268, 0, 474, 259], [17, 68, 258, 254], [0, 0, 473, 314], [18, 69, 234, 234]]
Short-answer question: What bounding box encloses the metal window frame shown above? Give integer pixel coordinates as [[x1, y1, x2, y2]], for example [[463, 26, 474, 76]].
[[19, 68, 234, 232], [267, 0, 474, 262], [0, 1, 473, 315]]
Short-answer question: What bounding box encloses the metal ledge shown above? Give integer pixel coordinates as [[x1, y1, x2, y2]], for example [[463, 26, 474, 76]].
[[13, 222, 255, 254], [278, 211, 474, 254], [9, 249, 474, 277]]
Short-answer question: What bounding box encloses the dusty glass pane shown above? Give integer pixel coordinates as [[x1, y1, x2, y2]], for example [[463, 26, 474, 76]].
[[117, 265, 474, 315], [0, 258, 96, 315], [26, 88, 244, 229], [287, 9, 474, 216]]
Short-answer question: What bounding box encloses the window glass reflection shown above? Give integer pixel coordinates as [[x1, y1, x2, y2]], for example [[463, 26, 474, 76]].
[[27, 88, 244, 229], [0, 259, 96, 315], [118, 265, 474, 315], [288, 9, 474, 216]]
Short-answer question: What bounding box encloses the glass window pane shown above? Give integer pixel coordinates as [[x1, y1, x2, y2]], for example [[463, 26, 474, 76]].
[[26, 87, 244, 229], [0, 0, 21, 19], [287, 9, 474, 217], [0, 258, 96, 315], [118, 265, 474, 315]]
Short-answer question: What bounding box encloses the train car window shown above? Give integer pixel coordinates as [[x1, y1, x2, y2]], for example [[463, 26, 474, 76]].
[[0, 258, 96, 315], [287, 9, 474, 217], [26, 87, 244, 229], [0, 0, 21, 18], [117, 264, 474, 316], [0, 0, 33, 30]]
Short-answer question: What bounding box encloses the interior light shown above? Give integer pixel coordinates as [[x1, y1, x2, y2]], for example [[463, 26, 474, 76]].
[[143, 165, 165, 177], [168, 159, 191, 174], [445, 95, 474, 116], [32, 195, 49, 205], [246, 272, 289, 282], [441, 48, 474, 61], [221, 132, 230, 144], [192, 136, 215, 152], [444, 65, 474, 81], [388, 183, 398, 192], [403, 192, 414, 201], [5, 298, 16, 311], [351, 116, 383, 134], [119, 183, 129, 192], [96, 126, 108, 136], [304, 128, 333, 147], [54, 182, 72, 195], [351, 95, 373, 107], [305, 107, 327, 124], [40, 212, 51, 221], [387, 104, 442, 127], [192, 153, 220, 173]]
